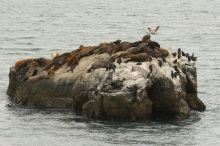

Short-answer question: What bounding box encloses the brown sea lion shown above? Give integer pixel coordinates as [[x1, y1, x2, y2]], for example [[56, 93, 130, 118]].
[[14, 58, 34, 70], [155, 48, 169, 57], [124, 53, 150, 63], [142, 34, 151, 43], [87, 60, 109, 73]]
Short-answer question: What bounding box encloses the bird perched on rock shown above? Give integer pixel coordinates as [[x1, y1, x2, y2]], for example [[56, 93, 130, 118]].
[[158, 60, 162, 67], [173, 59, 177, 64], [149, 65, 153, 73], [173, 65, 180, 73], [106, 63, 116, 72], [191, 56, 197, 61], [148, 26, 160, 35], [172, 52, 177, 58], [177, 48, 181, 59], [147, 72, 151, 78], [191, 53, 197, 61], [116, 57, 122, 65], [185, 53, 189, 58], [188, 56, 191, 62], [181, 51, 185, 57], [162, 57, 166, 63], [136, 62, 142, 65], [171, 71, 178, 79], [171, 71, 174, 79]]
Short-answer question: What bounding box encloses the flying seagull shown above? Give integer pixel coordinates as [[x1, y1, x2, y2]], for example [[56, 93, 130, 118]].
[[148, 26, 160, 35]]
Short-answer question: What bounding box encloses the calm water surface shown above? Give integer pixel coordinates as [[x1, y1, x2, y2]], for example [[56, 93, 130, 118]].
[[0, 0, 220, 145]]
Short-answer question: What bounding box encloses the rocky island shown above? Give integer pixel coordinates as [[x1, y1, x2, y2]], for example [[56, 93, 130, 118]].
[[7, 35, 206, 120]]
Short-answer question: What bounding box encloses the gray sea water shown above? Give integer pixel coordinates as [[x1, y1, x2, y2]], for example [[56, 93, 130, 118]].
[[0, 0, 220, 145]]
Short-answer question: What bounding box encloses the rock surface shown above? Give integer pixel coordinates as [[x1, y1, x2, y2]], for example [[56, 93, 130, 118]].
[[7, 35, 206, 120]]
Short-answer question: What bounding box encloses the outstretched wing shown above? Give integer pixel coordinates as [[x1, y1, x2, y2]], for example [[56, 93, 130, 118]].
[[155, 26, 160, 32]]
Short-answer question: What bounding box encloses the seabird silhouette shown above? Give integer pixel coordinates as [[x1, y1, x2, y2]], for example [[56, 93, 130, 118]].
[[117, 57, 122, 65], [149, 65, 153, 73], [136, 62, 142, 65], [173, 59, 177, 64], [158, 60, 162, 68], [162, 57, 166, 63], [172, 52, 177, 58], [147, 72, 151, 78], [181, 51, 185, 56], [148, 26, 160, 35]]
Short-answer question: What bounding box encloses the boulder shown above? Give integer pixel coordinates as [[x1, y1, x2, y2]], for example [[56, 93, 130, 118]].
[[7, 36, 206, 120]]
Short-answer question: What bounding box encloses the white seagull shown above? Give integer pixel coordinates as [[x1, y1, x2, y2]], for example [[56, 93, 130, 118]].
[[148, 26, 160, 35]]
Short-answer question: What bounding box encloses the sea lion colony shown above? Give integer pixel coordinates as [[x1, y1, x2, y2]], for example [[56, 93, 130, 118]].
[[13, 35, 197, 82]]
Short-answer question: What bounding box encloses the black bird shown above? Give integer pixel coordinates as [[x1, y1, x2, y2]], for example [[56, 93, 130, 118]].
[[113, 39, 121, 45], [173, 65, 180, 73], [149, 65, 153, 73], [171, 71, 174, 79], [181, 51, 185, 56], [191, 56, 197, 61], [106, 63, 116, 72], [136, 62, 142, 65], [149, 56, 152, 62], [182, 68, 187, 74], [158, 60, 162, 68], [117, 57, 122, 65], [173, 59, 177, 64], [162, 57, 166, 63], [147, 72, 151, 78], [172, 52, 177, 58], [177, 48, 181, 54], [191, 53, 197, 61], [173, 72, 178, 79], [185, 53, 189, 58], [178, 53, 181, 59], [188, 56, 191, 62]]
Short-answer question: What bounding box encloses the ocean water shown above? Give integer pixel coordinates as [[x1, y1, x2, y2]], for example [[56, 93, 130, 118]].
[[0, 0, 220, 145]]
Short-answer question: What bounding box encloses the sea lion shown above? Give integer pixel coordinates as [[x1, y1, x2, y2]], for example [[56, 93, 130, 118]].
[[14, 58, 34, 71], [142, 34, 151, 43], [148, 41, 160, 50], [113, 39, 121, 45], [156, 48, 169, 57], [87, 61, 109, 73], [124, 53, 149, 63], [119, 42, 132, 51], [51, 52, 60, 60]]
